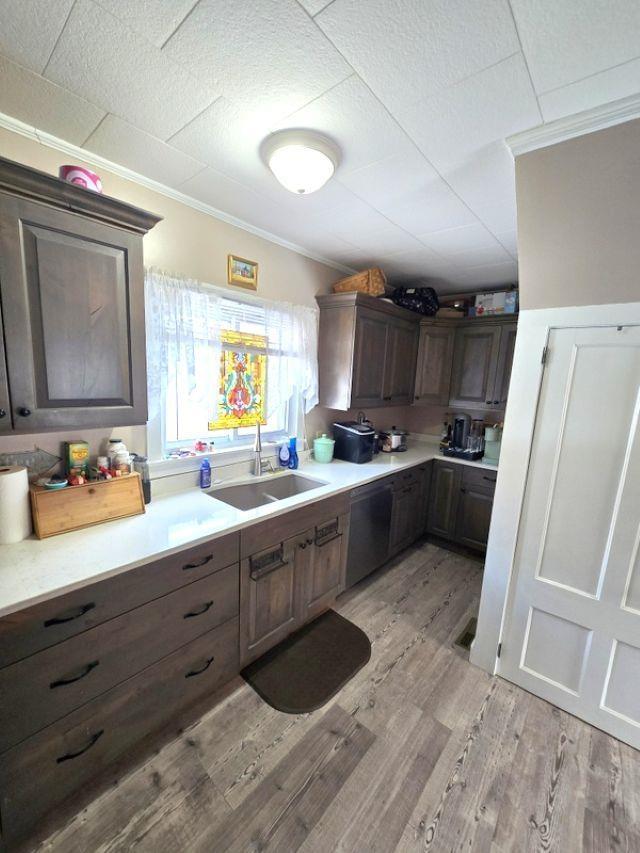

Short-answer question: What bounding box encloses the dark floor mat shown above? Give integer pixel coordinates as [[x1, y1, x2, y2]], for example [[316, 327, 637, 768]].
[[241, 610, 372, 714]]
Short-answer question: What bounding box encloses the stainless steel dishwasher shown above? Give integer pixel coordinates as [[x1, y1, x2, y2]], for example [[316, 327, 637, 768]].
[[346, 479, 393, 588]]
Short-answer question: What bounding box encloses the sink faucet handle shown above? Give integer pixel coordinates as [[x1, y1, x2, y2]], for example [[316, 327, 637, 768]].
[[254, 421, 262, 452]]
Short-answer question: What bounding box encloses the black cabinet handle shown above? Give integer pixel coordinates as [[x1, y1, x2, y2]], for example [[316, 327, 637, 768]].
[[185, 657, 214, 678], [17, 407, 31, 417], [56, 730, 104, 763], [0, 408, 5, 418], [306, 537, 314, 546], [460, 488, 467, 493], [299, 542, 307, 550], [483, 476, 496, 482], [50, 660, 99, 689], [182, 554, 213, 571], [44, 602, 95, 627], [485, 400, 492, 405], [183, 600, 214, 619]]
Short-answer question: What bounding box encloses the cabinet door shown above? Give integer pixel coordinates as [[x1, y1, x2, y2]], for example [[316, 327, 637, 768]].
[[301, 515, 346, 623], [383, 320, 419, 405], [0, 195, 147, 430], [449, 325, 502, 410], [351, 310, 388, 407], [492, 323, 517, 408], [240, 531, 310, 664], [427, 461, 462, 539], [455, 486, 494, 551], [413, 325, 455, 405], [0, 302, 11, 432], [390, 482, 422, 556]]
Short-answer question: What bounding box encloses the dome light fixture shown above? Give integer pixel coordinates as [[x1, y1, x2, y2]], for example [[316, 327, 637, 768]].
[[262, 130, 340, 195]]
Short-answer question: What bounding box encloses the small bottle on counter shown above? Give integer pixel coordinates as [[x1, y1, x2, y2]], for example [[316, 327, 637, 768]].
[[287, 437, 298, 470], [278, 442, 290, 467], [199, 458, 211, 489]]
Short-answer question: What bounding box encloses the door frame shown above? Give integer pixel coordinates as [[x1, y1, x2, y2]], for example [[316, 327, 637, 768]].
[[470, 300, 640, 675]]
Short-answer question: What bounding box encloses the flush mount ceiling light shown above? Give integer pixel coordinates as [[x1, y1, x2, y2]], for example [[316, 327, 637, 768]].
[[262, 130, 340, 195]]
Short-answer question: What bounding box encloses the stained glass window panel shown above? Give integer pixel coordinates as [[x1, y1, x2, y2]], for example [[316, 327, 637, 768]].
[[208, 331, 267, 430]]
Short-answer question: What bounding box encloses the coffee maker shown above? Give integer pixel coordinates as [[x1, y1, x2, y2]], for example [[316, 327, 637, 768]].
[[452, 414, 471, 450]]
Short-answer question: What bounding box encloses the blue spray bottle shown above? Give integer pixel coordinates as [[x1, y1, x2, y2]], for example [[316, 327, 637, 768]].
[[199, 458, 211, 489], [287, 437, 299, 470]]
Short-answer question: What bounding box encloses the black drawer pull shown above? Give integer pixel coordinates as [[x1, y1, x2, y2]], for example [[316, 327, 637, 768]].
[[483, 476, 496, 482], [56, 729, 104, 763], [250, 559, 289, 581], [185, 657, 214, 678], [50, 660, 99, 689], [183, 600, 214, 619], [315, 532, 342, 548], [44, 602, 95, 627], [182, 554, 214, 571]]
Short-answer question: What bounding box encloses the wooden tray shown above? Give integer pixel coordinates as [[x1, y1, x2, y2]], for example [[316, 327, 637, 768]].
[[30, 473, 145, 538], [332, 267, 387, 296]]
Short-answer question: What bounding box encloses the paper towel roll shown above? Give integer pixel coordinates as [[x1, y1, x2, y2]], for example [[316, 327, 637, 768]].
[[0, 466, 32, 544]]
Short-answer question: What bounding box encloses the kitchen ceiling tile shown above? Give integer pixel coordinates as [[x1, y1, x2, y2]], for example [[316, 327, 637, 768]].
[[447, 244, 513, 268], [510, 0, 640, 94], [95, 0, 198, 48], [337, 149, 440, 211], [539, 57, 640, 121], [0, 55, 105, 144], [45, 0, 217, 139], [179, 167, 291, 234], [315, 0, 519, 111], [417, 222, 504, 256], [494, 231, 518, 259], [441, 141, 515, 212], [84, 115, 205, 187], [297, 0, 334, 15], [0, 0, 73, 73], [383, 180, 477, 234], [163, 0, 352, 117], [399, 54, 540, 174], [275, 76, 415, 175], [381, 247, 458, 278], [473, 196, 518, 237]]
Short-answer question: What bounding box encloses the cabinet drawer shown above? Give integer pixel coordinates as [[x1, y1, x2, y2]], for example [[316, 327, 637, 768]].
[[0, 532, 239, 668], [461, 465, 497, 492], [0, 563, 239, 753], [0, 617, 239, 848], [390, 466, 422, 491]]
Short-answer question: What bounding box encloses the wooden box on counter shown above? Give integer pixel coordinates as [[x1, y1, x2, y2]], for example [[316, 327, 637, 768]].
[[30, 473, 145, 538]]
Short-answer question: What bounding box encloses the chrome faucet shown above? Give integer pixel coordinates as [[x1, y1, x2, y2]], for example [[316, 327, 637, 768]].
[[252, 422, 275, 476], [252, 421, 263, 476]]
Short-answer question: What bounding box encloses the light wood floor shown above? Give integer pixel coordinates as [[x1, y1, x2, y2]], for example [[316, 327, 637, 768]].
[[35, 540, 640, 853]]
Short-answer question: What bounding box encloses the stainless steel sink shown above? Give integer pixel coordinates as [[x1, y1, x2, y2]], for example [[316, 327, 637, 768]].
[[209, 473, 327, 511]]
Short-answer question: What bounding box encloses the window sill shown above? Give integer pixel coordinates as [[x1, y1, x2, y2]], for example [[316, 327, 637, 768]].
[[148, 442, 281, 480]]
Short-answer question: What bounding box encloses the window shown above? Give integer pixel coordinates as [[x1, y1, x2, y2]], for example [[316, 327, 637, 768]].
[[145, 269, 319, 461]]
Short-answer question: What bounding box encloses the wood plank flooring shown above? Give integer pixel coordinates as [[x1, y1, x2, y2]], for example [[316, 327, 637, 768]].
[[34, 541, 640, 853]]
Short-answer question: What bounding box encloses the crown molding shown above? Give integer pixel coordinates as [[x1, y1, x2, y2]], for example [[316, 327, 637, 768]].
[[0, 110, 356, 275], [506, 92, 640, 157]]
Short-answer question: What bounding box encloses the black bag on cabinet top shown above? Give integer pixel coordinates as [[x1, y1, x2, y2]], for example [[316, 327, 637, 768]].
[[390, 286, 439, 316]]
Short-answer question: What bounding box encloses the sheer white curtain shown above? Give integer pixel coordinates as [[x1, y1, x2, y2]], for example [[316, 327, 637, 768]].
[[145, 267, 319, 458], [145, 268, 223, 452]]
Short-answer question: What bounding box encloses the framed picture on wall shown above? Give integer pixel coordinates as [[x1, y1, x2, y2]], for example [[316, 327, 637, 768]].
[[228, 254, 258, 290]]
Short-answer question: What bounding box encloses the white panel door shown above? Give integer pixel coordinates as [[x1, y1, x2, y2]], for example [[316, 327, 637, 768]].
[[499, 324, 640, 747]]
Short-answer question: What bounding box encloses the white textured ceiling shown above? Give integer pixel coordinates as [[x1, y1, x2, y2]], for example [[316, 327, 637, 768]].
[[1, 0, 639, 292]]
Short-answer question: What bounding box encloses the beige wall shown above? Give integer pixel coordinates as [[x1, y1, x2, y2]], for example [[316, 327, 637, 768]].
[[516, 118, 640, 310], [0, 126, 342, 462]]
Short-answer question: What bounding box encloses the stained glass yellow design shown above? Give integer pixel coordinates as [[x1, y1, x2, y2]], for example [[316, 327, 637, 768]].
[[208, 331, 267, 430]]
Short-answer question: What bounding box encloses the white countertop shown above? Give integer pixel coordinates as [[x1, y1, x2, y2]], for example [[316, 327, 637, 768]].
[[0, 443, 496, 618]]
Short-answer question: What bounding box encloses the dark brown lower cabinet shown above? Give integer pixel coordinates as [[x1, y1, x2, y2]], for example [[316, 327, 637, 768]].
[[240, 529, 312, 665], [427, 461, 463, 540], [240, 505, 350, 666], [427, 460, 497, 551], [0, 618, 239, 848]]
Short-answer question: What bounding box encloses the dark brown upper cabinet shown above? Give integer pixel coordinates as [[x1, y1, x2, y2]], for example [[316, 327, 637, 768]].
[[448, 320, 517, 411], [0, 157, 161, 432], [413, 322, 455, 406], [317, 292, 420, 410]]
